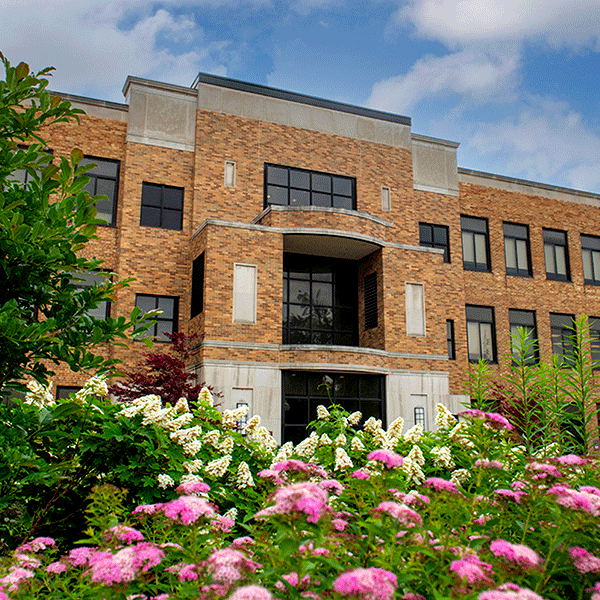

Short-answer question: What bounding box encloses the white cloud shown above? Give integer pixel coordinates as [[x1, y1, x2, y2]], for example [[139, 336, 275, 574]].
[[396, 0, 600, 48], [367, 49, 520, 113], [466, 96, 600, 191], [291, 0, 343, 14]]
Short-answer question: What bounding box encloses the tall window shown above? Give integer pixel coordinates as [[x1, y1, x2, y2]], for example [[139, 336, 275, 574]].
[[282, 371, 384, 444], [364, 272, 378, 330], [283, 254, 357, 346], [509, 309, 538, 363], [140, 182, 183, 230], [504, 223, 531, 276], [550, 313, 575, 363], [265, 164, 355, 210], [461, 216, 490, 271], [135, 295, 178, 342], [190, 253, 204, 318], [419, 223, 450, 263], [80, 157, 119, 226], [544, 229, 570, 281], [75, 271, 111, 320], [466, 305, 496, 362], [581, 235, 600, 285], [589, 317, 600, 368], [446, 319, 456, 360]]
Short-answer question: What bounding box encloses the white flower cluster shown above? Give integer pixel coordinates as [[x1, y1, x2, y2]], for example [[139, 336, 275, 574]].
[[351, 436, 365, 452], [334, 447, 353, 471], [253, 427, 279, 451], [364, 417, 382, 434], [347, 411, 362, 426], [317, 405, 330, 420], [295, 432, 319, 458], [221, 405, 249, 428], [183, 459, 203, 474], [74, 374, 108, 402], [450, 468, 470, 485], [320, 433, 333, 446], [430, 445, 455, 469], [235, 461, 255, 488], [334, 433, 347, 447], [203, 430, 220, 447], [387, 416, 404, 445], [404, 424, 424, 443], [205, 455, 231, 478], [403, 445, 426, 486], [245, 415, 261, 436], [218, 436, 234, 454], [448, 421, 475, 448], [175, 397, 189, 413], [157, 473, 175, 489], [24, 380, 54, 407], [435, 403, 457, 430], [198, 387, 214, 406], [271, 442, 294, 466], [223, 507, 238, 522]]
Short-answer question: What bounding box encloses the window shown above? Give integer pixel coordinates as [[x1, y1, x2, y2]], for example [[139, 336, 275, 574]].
[[420, 223, 450, 263], [75, 271, 111, 320], [282, 371, 384, 443], [224, 161, 236, 187], [581, 235, 600, 285], [504, 223, 531, 276], [466, 305, 496, 363], [405, 282, 425, 336], [6, 146, 52, 186], [80, 157, 119, 226], [509, 309, 538, 363], [414, 406, 425, 427], [461, 216, 490, 271], [140, 182, 183, 230], [446, 319, 456, 360], [589, 317, 600, 368], [135, 294, 178, 342], [381, 187, 391, 211], [191, 253, 204, 318], [544, 229, 570, 281], [56, 386, 81, 400], [283, 254, 357, 346], [364, 272, 378, 330], [550, 313, 575, 363], [233, 264, 257, 324], [265, 164, 355, 210]]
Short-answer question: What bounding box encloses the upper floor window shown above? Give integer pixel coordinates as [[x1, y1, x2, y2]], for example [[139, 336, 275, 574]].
[[581, 234, 600, 285], [80, 157, 119, 226], [446, 319, 456, 360], [504, 222, 531, 277], [190, 253, 205, 318], [509, 309, 538, 363], [140, 182, 183, 231], [6, 146, 52, 186], [544, 228, 570, 281], [550, 313, 575, 364], [419, 223, 450, 263], [135, 294, 179, 342], [364, 272, 378, 330], [466, 305, 496, 363], [75, 271, 111, 321], [589, 317, 600, 368], [265, 164, 355, 210], [461, 216, 490, 272]]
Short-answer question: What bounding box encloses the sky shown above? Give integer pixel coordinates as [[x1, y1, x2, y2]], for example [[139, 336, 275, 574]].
[[1, 0, 600, 193]]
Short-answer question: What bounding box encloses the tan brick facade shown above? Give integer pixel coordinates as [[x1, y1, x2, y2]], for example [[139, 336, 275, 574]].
[[40, 76, 600, 440]]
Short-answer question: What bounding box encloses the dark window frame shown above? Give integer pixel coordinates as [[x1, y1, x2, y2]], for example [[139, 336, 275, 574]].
[[581, 234, 600, 286], [466, 305, 497, 363], [509, 309, 539, 364], [550, 313, 576, 365], [135, 294, 179, 343], [140, 182, 184, 231], [589, 317, 600, 369], [544, 228, 570, 281], [419, 222, 450, 263], [503, 222, 532, 277], [364, 272, 378, 330], [461, 216, 491, 272], [191, 253, 205, 318], [73, 270, 112, 321], [80, 155, 120, 227], [446, 319, 456, 360], [264, 164, 356, 210]]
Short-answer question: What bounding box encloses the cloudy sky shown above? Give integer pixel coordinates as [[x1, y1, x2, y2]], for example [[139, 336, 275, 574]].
[[2, 0, 599, 192]]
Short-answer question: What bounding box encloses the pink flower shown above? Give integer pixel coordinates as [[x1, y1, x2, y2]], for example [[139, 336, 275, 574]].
[[275, 572, 311, 591], [367, 449, 403, 469], [176, 481, 210, 495], [132, 503, 164, 515], [228, 585, 273, 600], [554, 454, 588, 466], [490, 539, 541, 569], [479, 583, 545, 600], [547, 485, 600, 516], [493, 489, 527, 504], [332, 518, 349, 531], [0, 568, 34, 592], [588, 582, 600, 600], [105, 525, 144, 545], [526, 462, 562, 478], [424, 477, 462, 495], [450, 553, 493, 586], [333, 567, 397, 600], [46, 561, 68, 574], [256, 482, 329, 523], [68, 547, 97, 567], [351, 469, 370, 480], [401, 595, 425, 600], [88, 543, 165, 585], [231, 536, 255, 549], [459, 410, 513, 430], [373, 501, 422, 527], [568, 547, 600, 574], [320, 479, 344, 494], [211, 516, 234, 532], [475, 459, 504, 469], [273, 460, 328, 478], [162, 495, 216, 524], [206, 548, 260, 586], [16, 537, 55, 553]]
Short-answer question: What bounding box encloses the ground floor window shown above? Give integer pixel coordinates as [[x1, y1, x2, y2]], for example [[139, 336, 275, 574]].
[[282, 371, 385, 444]]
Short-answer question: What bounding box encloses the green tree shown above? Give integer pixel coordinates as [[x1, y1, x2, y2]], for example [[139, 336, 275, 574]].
[[0, 54, 152, 395]]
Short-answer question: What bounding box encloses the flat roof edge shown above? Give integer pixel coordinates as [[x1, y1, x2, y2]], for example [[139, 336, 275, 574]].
[[192, 72, 411, 127], [458, 167, 600, 200], [412, 132, 460, 149], [122, 76, 197, 99], [49, 91, 127, 111]]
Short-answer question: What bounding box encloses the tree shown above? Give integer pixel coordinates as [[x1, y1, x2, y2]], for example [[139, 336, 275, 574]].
[[0, 54, 152, 395]]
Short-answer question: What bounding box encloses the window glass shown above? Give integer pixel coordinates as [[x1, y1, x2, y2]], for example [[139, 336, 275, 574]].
[[420, 223, 450, 263], [544, 229, 570, 281], [461, 217, 490, 271], [135, 294, 179, 342], [581, 235, 600, 284], [504, 223, 531, 276], [466, 305, 496, 362], [140, 183, 183, 230], [79, 157, 119, 226]]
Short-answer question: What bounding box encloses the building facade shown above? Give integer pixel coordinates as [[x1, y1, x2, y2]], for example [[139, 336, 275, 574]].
[[44, 73, 600, 442]]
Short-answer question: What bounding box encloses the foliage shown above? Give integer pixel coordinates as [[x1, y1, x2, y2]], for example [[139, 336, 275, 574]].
[[0, 53, 151, 395], [2, 401, 600, 600]]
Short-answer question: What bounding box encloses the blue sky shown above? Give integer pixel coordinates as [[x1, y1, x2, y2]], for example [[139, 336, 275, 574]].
[[2, 0, 600, 192]]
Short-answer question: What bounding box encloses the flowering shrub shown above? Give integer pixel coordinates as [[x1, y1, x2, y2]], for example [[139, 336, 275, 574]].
[[2, 401, 600, 599]]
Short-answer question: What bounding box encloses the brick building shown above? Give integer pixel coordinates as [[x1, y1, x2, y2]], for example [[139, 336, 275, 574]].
[[44, 73, 600, 442]]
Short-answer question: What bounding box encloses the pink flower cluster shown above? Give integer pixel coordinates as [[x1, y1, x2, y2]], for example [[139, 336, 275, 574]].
[[176, 481, 211, 495], [373, 501, 423, 527], [459, 410, 513, 431], [105, 525, 144, 545], [489, 539, 542, 569], [475, 459, 504, 470], [88, 542, 165, 585], [16, 537, 55, 554], [547, 485, 600, 516], [162, 495, 216, 524], [479, 583, 545, 600], [450, 552, 493, 587], [228, 585, 273, 600], [333, 567, 397, 600], [493, 489, 528, 504], [424, 477, 462, 495], [272, 459, 328, 479], [568, 546, 600, 574], [367, 449, 403, 469], [256, 482, 329, 523], [525, 462, 562, 479]]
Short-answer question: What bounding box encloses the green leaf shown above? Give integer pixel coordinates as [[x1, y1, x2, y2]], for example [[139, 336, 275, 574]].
[[70, 147, 83, 166]]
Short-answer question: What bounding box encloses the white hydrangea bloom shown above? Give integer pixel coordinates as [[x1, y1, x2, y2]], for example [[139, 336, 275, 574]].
[[373, 428, 389, 449], [218, 436, 234, 454], [406, 444, 425, 466], [317, 405, 330, 420], [450, 468, 470, 485], [118, 404, 140, 418], [170, 425, 202, 444], [221, 410, 237, 428], [205, 455, 232, 478], [163, 412, 194, 432], [24, 380, 54, 407], [174, 397, 189, 414], [198, 387, 214, 406], [320, 433, 333, 446], [235, 461, 255, 488], [435, 403, 457, 430], [403, 424, 424, 443], [141, 406, 176, 428], [182, 439, 203, 456], [350, 436, 365, 452], [387, 416, 404, 439], [272, 441, 294, 465], [430, 446, 455, 469], [364, 417, 382, 434], [348, 411, 362, 426], [448, 422, 475, 448], [223, 507, 238, 522], [203, 430, 220, 447], [334, 433, 347, 447], [180, 473, 204, 485], [255, 427, 279, 451], [403, 457, 425, 486], [157, 474, 175, 489], [295, 432, 319, 458], [245, 415, 261, 435], [183, 459, 203, 474], [334, 447, 353, 471], [74, 375, 108, 402]]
